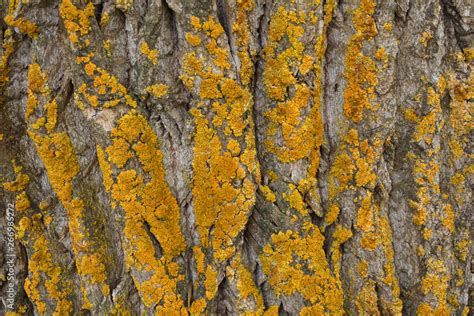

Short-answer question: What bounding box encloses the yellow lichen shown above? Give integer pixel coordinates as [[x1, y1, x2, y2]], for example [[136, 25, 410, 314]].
[[26, 62, 109, 304], [324, 204, 340, 225], [355, 193, 374, 232], [20, 208, 73, 314], [107, 110, 187, 311], [4, 15, 39, 38], [374, 47, 388, 66], [383, 22, 393, 32], [282, 184, 306, 216], [261, 225, 344, 314], [404, 108, 418, 122], [59, 0, 94, 48], [260, 185, 276, 203], [185, 32, 202, 46], [181, 14, 260, 310], [116, 0, 133, 11], [419, 259, 450, 314], [0, 29, 15, 91], [442, 203, 454, 233], [146, 83, 168, 99], [226, 255, 264, 314], [140, 42, 158, 65], [419, 31, 433, 47], [355, 280, 380, 315], [3, 160, 30, 192], [342, 0, 378, 123], [96, 146, 113, 191]]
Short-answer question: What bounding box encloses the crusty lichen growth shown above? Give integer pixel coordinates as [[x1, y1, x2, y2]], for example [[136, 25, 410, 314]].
[[140, 42, 158, 65], [182, 12, 260, 310], [257, 0, 336, 237], [60, 0, 137, 110], [22, 214, 74, 315], [0, 28, 15, 95], [225, 255, 264, 314], [324, 1, 404, 311], [146, 83, 168, 99], [25, 62, 109, 308], [3, 15, 39, 38], [342, 0, 378, 123], [405, 73, 471, 313], [261, 224, 344, 314], [75, 53, 137, 109], [262, 5, 324, 164], [4, 160, 74, 314], [103, 110, 187, 312], [59, 0, 94, 48]]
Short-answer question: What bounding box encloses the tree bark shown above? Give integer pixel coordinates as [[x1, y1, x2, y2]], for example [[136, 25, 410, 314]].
[[0, 0, 472, 314]]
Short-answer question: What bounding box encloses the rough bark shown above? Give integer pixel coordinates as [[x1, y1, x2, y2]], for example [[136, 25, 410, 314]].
[[0, 0, 472, 314]]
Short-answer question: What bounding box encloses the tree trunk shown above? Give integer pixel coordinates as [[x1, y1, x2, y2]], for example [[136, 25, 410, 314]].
[[0, 0, 472, 314]]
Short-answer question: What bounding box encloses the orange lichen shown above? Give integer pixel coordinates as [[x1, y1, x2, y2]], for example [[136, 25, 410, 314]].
[[190, 16, 202, 30], [181, 13, 260, 311], [355, 193, 374, 232], [264, 84, 322, 162], [357, 261, 369, 278], [22, 215, 73, 315], [75, 60, 138, 109], [140, 42, 158, 65], [103, 40, 112, 57], [342, 0, 378, 123], [106, 110, 187, 311], [383, 22, 393, 32], [8, 166, 73, 315], [44, 100, 58, 133], [204, 266, 218, 300], [191, 108, 255, 262], [26, 62, 109, 305], [146, 83, 168, 99], [261, 225, 344, 314], [233, 0, 256, 85], [15, 191, 30, 212], [374, 47, 388, 66], [206, 40, 230, 70], [225, 255, 264, 314], [324, 204, 340, 225], [442, 203, 454, 233], [448, 139, 464, 160], [27, 63, 47, 94], [3, 160, 30, 192], [0, 29, 15, 91], [404, 108, 418, 122], [454, 231, 470, 262], [282, 184, 306, 215], [419, 31, 433, 47], [355, 280, 380, 315], [202, 17, 224, 39], [185, 32, 202, 46], [59, 0, 94, 47], [329, 153, 354, 198], [262, 6, 306, 101], [419, 259, 451, 314], [96, 146, 113, 191], [260, 185, 276, 203], [3, 15, 39, 38]]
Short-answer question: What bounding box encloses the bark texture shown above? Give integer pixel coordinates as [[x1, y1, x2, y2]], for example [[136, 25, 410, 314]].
[[0, 0, 472, 314]]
